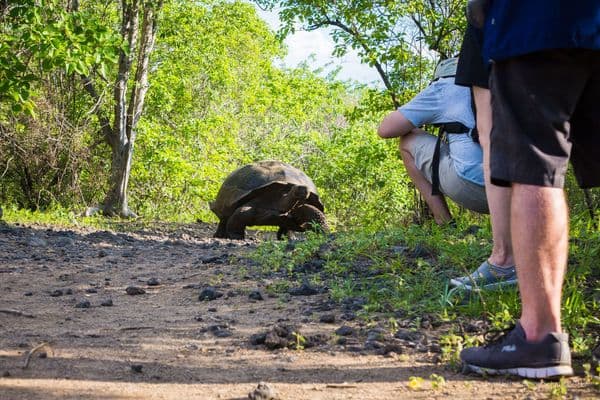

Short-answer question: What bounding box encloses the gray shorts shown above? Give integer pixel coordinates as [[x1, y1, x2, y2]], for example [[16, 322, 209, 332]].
[[411, 133, 489, 214]]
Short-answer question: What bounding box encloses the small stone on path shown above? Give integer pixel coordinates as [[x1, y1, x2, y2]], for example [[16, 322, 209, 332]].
[[131, 364, 143, 373], [147, 277, 160, 286], [101, 298, 113, 307], [250, 333, 267, 345], [319, 314, 335, 323], [249, 290, 263, 301], [335, 326, 355, 336], [248, 382, 279, 400], [126, 286, 146, 295], [75, 299, 91, 308], [288, 282, 318, 296], [199, 287, 223, 301]]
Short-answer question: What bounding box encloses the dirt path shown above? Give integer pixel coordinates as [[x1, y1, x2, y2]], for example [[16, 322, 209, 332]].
[[0, 222, 596, 399]]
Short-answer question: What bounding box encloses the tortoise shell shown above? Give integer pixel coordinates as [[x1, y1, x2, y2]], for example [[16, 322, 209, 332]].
[[210, 160, 324, 218]]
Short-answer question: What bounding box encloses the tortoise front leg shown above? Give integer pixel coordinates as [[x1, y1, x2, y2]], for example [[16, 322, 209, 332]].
[[226, 206, 285, 239], [214, 218, 228, 238], [276, 214, 304, 240], [225, 206, 257, 239]]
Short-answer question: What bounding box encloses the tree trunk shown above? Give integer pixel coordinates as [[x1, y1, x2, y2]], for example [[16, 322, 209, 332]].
[[102, 141, 136, 217], [97, 0, 162, 217]]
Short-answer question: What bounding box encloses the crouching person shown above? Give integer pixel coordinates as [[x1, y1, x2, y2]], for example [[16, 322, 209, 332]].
[[377, 58, 487, 223]]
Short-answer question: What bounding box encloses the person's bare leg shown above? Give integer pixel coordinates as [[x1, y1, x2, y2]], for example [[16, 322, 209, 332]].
[[511, 184, 568, 341], [473, 86, 514, 267], [377, 111, 452, 223], [400, 131, 452, 224]]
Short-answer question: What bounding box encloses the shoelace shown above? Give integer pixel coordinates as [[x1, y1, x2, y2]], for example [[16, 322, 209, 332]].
[[482, 324, 516, 349]]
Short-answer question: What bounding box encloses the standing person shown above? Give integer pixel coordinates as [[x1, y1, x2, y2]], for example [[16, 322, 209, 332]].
[[460, 0, 599, 379], [377, 58, 488, 223], [450, 22, 516, 291]]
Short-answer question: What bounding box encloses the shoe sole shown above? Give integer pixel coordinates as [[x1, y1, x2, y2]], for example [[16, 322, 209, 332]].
[[449, 278, 466, 287], [449, 278, 518, 291], [465, 363, 574, 379]]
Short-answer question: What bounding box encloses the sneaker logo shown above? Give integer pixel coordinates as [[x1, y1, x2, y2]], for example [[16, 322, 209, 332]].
[[501, 344, 516, 352]]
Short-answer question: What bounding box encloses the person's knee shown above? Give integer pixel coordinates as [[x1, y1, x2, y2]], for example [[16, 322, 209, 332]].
[[399, 130, 417, 154]]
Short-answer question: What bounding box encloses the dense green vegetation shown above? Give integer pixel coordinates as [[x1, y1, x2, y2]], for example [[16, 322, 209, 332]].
[[0, 0, 598, 366], [0, 0, 420, 226]]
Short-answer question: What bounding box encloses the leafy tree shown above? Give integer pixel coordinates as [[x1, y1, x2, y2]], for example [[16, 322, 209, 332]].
[[0, 0, 118, 115], [130, 0, 283, 219], [254, 0, 466, 108], [0, 0, 446, 228], [0, 0, 164, 217], [133, 1, 354, 220], [0, 0, 120, 210], [0, 81, 100, 210], [81, 0, 164, 217]]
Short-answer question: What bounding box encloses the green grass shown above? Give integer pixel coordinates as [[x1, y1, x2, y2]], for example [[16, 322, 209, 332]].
[[249, 213, 600, 360], [1, 204, 201, 231], [2, 204, 84, 227]]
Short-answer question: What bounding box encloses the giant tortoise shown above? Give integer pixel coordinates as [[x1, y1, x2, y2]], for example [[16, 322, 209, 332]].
[[210, 161, 328, 239]]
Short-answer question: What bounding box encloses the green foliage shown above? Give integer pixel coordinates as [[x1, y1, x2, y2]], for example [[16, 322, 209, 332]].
[[251, 230, 328, 275], [583, 363, 600, 390], [429, 373, 446, 390], [0, 75, 109, 210], [549, 377, 569, 399], [407, 376, 424, 391], [0, 0, 120, 115], [438, 331, 481, 368], [291, 331, 307, 350], [126, 0, 414, 225], [255, 0, 464, 106], [0, 0, 120, 210]]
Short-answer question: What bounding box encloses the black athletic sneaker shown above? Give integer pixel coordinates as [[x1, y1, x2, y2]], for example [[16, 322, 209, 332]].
[[460, 322, 573, 379]]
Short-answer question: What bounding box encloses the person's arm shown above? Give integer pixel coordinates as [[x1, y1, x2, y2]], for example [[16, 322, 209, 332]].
[[377, 110, 416, 139], [467, 0, 491, 28]]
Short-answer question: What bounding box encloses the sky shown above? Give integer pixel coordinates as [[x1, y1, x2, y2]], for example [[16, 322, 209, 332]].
[[253, 6, 382, 87]]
